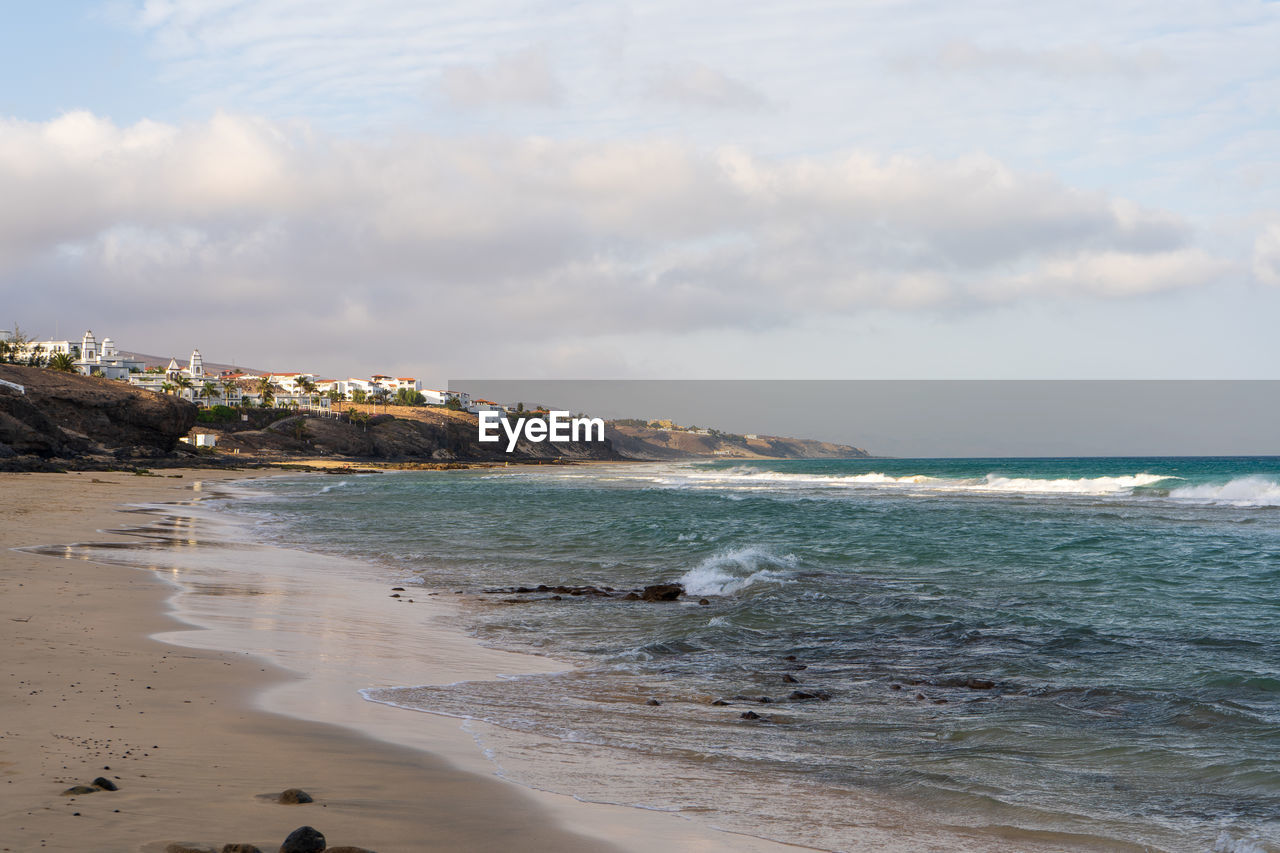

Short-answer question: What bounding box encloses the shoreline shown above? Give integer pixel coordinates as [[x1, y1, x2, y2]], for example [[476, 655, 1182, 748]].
[[0, 468, 801, 853]]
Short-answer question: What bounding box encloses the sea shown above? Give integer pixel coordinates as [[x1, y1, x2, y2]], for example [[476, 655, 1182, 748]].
[[220, 458, 1280, 853]]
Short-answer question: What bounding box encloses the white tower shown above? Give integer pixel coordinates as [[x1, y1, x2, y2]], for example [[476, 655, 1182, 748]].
[[81, 330, 98, 363], [101, 337, 117, 359], [189, 349, 204, 378]]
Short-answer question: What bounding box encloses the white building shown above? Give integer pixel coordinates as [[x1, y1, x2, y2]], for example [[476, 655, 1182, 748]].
[[127, 349, 223, 404], [466, 398, 506, 415], [422, 388, 471, 407], [9, 329, 145, 380]]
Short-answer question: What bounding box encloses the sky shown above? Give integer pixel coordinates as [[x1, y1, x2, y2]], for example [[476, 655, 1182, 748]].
[[1, 1, 1278, 383]]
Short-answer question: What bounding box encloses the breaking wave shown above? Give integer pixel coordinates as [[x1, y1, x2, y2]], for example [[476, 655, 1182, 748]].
[[1167, 476, 1280, 507], [662, 466, 1175, 498], [677, 546, 795, 596]]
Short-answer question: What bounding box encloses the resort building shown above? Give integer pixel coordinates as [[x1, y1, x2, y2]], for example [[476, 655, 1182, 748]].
[[127, 349, 228, 405], [9, 330, 146, 379], [422, 388, 471, 407]]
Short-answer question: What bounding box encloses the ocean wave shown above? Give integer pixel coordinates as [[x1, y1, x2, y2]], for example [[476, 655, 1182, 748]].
[[1167, 476, 1280, 507], [1214, 831, 1271, 853], [661, 466, 1176, 498], [677, 546, 795, 596]]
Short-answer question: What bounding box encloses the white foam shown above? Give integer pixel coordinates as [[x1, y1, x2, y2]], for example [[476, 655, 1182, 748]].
[[962, 473, 1171, 495], [1214, 831, 1271, 853], [677, 546, 794, 596], [654, 466, 1175, 498], [1168, 476, 1280, 507]]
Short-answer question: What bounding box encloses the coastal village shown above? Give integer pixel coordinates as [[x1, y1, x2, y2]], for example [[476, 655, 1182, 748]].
[[0, 327, 503, 416]]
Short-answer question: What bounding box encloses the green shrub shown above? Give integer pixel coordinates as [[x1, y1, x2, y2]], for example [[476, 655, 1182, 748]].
[[196, 404, 238, 423]]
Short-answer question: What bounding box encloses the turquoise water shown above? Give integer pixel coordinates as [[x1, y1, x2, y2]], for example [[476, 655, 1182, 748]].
[[231, 458, 1280, 852]]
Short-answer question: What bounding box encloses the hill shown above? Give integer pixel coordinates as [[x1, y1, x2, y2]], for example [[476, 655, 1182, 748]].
[[606, 422, 869, 460]]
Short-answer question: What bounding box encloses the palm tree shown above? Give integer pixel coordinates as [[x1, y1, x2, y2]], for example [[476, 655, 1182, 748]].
[[172, 373, 193, 400], [294, 377, 318, 409], [48, 352, 77, 372], [256, 376, 276, 407], [222, 379, 238, 407], [202, 382, 220, 407], [370, 387, 391, 412], [161, 381, 176, 395]]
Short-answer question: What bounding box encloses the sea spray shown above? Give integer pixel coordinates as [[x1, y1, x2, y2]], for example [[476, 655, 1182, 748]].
[[676, 546, 795, 596]]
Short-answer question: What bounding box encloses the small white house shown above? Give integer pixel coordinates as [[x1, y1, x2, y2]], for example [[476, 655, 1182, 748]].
[[422, 388, 471, 407]]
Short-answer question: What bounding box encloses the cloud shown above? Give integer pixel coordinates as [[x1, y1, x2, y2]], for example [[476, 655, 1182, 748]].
[[646, 63, 770, 111], [0, 112, 1227, 374], [1253, 223, 1280, 286], [439, 49, 563, 109], [891, 40, 1170, 79]]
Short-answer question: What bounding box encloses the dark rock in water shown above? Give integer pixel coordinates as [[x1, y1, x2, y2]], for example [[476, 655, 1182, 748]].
[[277, 787, 313, 804], [222, 845, 264, 853], [623, 592, 641, 600], [279, 826, 326, 853], [783, 655, 798, 661], [91, 776, 118, 791], [915, 693, 926, 701], [711, 699, 730, 706], [740, 710, 762, 720], [391, 587, 405, 592], [698, 598, 710, 605], [890, 683, 902, 691], [165, 844, 218, 853], [646, 698, 661, 706], [551, 595, 562, 600], [389, 593, 400, 598], [933, 698, 949, 704], [62, 785, 97, 795], [788, 690, 831, 702], [966, 678, 996, 690], [640, 583, 683, 602], [782, 674, 798, 684]]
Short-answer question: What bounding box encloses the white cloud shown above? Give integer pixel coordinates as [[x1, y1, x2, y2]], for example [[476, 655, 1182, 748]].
[[0, 112, 1229, 374], [646, 63, 770, 111], [439, 49, 563, 109], [1253, 223, 1280, 286]]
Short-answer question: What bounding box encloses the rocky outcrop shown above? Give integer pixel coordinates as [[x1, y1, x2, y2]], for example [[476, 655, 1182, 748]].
[[0, 364, 195, 468]]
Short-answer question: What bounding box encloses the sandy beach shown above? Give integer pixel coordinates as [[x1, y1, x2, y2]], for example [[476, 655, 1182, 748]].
[[0, 470, 800, 853]]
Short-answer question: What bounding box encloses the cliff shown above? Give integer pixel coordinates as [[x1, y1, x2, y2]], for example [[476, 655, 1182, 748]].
[[0, 364, 196, 469], [199, 405, 623, 463]]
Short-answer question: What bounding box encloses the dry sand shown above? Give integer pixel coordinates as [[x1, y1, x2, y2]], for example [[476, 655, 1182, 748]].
[[0, 470, 802, 853]]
